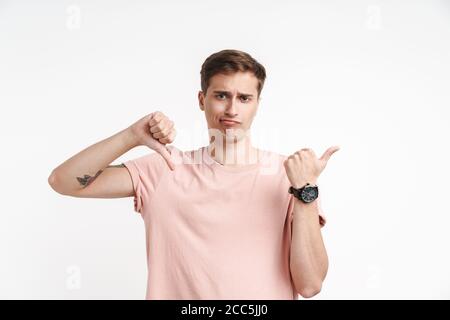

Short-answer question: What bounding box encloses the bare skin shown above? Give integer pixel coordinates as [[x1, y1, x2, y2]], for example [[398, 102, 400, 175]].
[[76, 164, 125, 188], [284, 147, 339, 297], [48, 112, 176, 198], [198, 71, 260, 167]]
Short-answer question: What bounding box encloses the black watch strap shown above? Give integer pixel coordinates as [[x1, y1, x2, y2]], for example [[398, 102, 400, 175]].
[[288, 186, 302, 199]]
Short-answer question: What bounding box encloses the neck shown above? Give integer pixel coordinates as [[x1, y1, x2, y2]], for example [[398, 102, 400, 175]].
[[207, 131, 258, 166]]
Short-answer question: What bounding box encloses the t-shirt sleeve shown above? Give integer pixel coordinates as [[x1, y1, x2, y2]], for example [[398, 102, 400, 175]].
[[287, 193, 327, 228], [122, 151, 167, 216]]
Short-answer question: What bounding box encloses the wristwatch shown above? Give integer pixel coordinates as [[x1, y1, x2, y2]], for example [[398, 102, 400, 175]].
[[288, 183, 319, 203]]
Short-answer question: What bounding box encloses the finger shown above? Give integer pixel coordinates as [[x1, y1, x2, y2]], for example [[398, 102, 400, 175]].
[[150, 123, 163, 134], [147, 112, 155, 122], [150, 119, 173, 134], [297, 148, 315, 157], [154, 143, 175, 171], [150, 120, 167, 134], [153, 130, 164, 139], [172, 127, 177, 140], [319, 146, 340, 162], [153, 123, 174, 139], [159, 130, 176, 144], [148, 112, 165, 126], [283, 159, 290, 170], [308, 149, 317, 158]]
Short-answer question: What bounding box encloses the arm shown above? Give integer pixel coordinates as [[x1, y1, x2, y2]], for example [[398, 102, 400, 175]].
[[48, 128, 138, 197], [48, 112, 176, 198], [290, 198, 328, 298], [283, 146, 340, 298]]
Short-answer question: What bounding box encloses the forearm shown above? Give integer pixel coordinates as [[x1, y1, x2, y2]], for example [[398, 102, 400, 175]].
[[290, 198, 328, 296], [48, 128, 138, 194]]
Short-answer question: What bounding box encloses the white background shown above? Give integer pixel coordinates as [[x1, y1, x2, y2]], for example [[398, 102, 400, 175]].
[[1, 0, 449, 299]]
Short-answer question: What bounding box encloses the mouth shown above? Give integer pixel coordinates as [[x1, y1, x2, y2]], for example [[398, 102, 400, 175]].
[[220, 119, 241, 126]]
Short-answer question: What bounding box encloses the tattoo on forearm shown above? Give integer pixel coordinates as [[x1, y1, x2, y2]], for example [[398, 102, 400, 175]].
[[76, 163, 125, 187], [107, 164, 125, 168], [77, 170, 103, 187]]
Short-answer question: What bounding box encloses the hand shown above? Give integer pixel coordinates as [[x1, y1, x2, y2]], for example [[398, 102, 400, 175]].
[[127, 111, 177, 170], [283, 146, 340, 188]]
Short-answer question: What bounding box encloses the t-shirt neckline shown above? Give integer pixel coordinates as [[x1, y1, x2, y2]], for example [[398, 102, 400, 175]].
[[201, 146, 262, 173]]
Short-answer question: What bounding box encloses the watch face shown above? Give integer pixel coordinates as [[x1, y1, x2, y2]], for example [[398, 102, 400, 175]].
[[301, 186, 319, 203]]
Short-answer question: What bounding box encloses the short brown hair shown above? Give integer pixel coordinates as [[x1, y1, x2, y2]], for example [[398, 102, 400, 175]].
[[200, 49, 267, 98]]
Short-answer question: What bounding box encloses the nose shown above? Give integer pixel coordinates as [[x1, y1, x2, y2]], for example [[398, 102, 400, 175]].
[[224, 98, 238, 117]]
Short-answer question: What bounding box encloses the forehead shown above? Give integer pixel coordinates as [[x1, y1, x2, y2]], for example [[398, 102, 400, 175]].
[[208, 71, 258, 95]]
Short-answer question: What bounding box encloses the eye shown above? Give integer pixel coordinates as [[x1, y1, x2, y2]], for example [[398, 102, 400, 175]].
[[240, 96, 251, 103], [215, 94, 226, 100]]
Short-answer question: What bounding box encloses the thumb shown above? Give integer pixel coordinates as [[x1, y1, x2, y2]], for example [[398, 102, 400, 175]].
[[319, 145, 340, 163], [153, 143, 175, 171]]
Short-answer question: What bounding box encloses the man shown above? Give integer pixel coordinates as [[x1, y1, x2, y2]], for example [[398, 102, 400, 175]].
[[48, 49, 339, 299]]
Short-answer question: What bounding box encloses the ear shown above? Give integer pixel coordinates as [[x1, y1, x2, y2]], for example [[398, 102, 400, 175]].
[[198, 91, 205, 111]]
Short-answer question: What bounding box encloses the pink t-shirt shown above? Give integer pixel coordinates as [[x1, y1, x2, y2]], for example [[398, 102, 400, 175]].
[[123, 146, 326, 300]]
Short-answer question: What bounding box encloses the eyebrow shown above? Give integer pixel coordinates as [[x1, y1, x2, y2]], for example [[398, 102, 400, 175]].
[[212, 90, 254, 97]]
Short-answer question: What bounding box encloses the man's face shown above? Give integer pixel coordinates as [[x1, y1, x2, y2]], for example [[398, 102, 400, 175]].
[[198, 71, 260, 141]]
